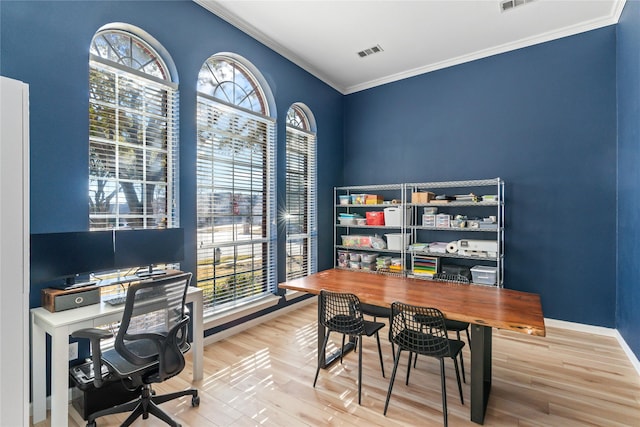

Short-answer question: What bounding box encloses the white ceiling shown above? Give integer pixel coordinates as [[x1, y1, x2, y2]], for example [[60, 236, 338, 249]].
[[195, 0, 625, 94]]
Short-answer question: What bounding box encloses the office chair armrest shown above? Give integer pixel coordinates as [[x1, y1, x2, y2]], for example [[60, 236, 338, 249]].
[[71, 328, 113, 387]]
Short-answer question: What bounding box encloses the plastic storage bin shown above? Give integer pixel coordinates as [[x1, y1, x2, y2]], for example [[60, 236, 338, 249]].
[[470, 265, 497, 285], [383, 206, 412, 227], [366, 211, 385, 225], [385, 233, 411, 251]]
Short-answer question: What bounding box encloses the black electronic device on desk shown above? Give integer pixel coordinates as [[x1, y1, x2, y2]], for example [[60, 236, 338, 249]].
[[70, 360, 139, 421], [30, 230, 114, 289], [113, 228, 184, 278]]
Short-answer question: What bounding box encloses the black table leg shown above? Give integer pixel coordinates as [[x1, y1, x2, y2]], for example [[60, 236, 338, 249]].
[[470, 324, 492, 424]]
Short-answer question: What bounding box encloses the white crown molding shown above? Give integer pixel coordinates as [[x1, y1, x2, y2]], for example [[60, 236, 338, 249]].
[[345, 8, 625, 94], [195, 0, 626, 95]]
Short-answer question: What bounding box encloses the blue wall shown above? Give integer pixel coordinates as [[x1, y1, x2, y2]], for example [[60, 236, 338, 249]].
[[344, 27, 618, 327], [617, 0, 640, 359], [0, 0, 344, 301], [2, 0, 638, 349]]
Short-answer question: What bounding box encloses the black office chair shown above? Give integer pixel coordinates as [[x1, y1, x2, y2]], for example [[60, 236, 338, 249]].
[[313, 290, 386, 405], [383, 302, 465, 427], [72, 272, 199, 427]]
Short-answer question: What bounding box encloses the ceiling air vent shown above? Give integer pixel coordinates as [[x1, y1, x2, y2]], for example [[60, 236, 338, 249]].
[[357, 44, 383, 58], [500, 0, 534, 12]]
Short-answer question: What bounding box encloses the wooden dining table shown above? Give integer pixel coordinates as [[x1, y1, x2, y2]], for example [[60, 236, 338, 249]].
[[279, 268, 546, 425]]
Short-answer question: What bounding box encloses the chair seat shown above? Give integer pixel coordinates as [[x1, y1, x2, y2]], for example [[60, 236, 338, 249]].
[[444, 319, 470, 332], [103, 341, 191, 378], [395, 329, 464, 358], [360, 303, 391, 318], [363, 320, 386, 337]]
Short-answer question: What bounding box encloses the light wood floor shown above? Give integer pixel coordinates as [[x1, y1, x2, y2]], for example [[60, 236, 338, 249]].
[[33, 300, 640, 427]]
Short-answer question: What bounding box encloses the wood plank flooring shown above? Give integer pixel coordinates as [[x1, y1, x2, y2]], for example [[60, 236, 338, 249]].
[[32, 300, 640, 426]]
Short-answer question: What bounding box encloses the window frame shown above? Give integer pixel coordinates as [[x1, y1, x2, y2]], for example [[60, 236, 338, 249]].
[[88, 27, 179, 232], [196, 54, 276, 315], [285, 104, 317, 280]]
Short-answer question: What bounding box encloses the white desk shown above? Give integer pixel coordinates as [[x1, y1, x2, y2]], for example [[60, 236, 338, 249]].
[[31, 286, 203, 426]]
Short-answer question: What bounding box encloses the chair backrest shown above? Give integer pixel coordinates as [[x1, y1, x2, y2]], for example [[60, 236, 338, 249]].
[[432, 273, 470, 284], [389, 301, 450, 357], [115, 272, 192, 381], [318, 290, 365, 335]]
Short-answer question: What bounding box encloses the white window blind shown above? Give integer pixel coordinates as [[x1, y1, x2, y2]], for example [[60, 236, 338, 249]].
[[196, 94, 276, 313], [88, 30, 178, 231], [285, 112, 317, 280]]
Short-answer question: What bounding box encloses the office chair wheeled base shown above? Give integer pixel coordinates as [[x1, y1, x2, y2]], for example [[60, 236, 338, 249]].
[[85, 383, 199, 427]]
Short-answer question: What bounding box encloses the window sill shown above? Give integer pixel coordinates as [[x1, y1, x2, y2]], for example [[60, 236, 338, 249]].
[[284, 289, 308, 301], [203, 294, 281, 333]]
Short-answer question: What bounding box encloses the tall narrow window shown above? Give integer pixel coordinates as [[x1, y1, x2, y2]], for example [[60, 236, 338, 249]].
[[285, 104, 317, 280], [196, 55, 276, 313], [89, 28, 179, 231]]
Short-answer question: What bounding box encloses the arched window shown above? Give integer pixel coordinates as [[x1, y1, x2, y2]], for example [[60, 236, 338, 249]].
[[196, 54, 276, 313], [88, 26, 179, 231], [285, 104, 317, 280]]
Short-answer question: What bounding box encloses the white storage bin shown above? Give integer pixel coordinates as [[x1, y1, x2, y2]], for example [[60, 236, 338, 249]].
[[383, 206, 412, 227], [471, 265, 497, 285], [385, 233, 411, 251]]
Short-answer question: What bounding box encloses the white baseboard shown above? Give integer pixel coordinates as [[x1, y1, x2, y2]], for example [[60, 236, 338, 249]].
[[545, 317, 640, 377]]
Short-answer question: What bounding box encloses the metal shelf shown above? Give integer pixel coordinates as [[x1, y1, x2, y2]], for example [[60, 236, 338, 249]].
[[411, 226, 500, 232], [334, 178, 504, 286]]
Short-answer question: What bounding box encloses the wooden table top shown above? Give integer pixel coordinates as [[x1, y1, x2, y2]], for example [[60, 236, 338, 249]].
[[280, 268, 546, 337]]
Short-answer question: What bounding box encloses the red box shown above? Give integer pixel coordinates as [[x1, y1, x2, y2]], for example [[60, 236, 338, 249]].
[[366, 211, 385, 225]]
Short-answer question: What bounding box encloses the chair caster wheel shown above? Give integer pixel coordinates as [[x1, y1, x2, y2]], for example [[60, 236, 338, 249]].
[[86, 422, 96, 427], [192, 395, 200, 407]]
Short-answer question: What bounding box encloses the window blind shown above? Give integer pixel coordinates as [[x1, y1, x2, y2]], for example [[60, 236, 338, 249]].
[[196, 94, 276, 313], [89, 59, 179, 230], [285, 125, 317, 280]]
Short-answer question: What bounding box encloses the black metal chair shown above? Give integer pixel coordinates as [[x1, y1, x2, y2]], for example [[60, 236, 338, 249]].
[[360, 302, 395, 358], [72, 273, 199, 427], [411, 273, 471, 383], [383, 302, 465, 427], [313, 290, 386, 405], [432, 273, 472, 347]]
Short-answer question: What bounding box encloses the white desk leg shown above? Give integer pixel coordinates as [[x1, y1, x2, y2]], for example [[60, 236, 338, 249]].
[[191, 291, 203, 381], [50, 327, 69, 427], [31, 314, 46, 424]]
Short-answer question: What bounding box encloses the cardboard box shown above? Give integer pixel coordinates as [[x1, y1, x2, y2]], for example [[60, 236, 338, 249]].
[[411, 191, 435, 204], [365, 194, 383, 204]]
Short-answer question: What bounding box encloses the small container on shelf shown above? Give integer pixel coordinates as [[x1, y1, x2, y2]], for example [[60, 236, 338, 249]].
[[365, 194, 383, 204], [436, 214, 451, 228], [360, 261, 376, 271], [360, 253, 378, 263], [383, 206, 412, 227], [338, 195, 351, 205], [366, 211, 385, 225], [385, 233, 411, 251], [412, 191, 435, 204], [471, 265, 497, 285], [341, 235, 372, 248], [349, 260, 361, 269], [351, 194, 367, 204], [355, 218, 367, 226], [423, 214, 436, 227]]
